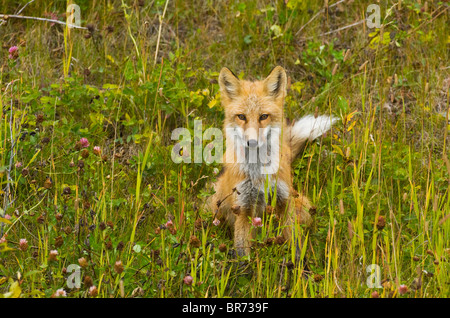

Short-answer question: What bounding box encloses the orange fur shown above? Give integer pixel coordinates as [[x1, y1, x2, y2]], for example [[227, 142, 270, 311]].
[[208, 66, 331, 258]]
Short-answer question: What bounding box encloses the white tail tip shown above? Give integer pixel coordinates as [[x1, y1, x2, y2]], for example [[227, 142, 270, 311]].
[[292, 115, 338, 141]]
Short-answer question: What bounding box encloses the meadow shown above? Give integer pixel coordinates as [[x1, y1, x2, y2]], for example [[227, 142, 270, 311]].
[[0, 0, 449, 298]]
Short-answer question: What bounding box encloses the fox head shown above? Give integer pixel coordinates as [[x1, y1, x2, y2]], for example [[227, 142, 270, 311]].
[[219, 66, 287, 149]]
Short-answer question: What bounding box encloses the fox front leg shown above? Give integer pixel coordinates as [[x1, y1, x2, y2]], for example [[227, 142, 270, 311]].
[[233, 210, 252, 257]]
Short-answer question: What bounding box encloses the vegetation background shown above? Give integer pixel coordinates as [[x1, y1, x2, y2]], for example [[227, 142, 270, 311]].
[[0, 0, 449, 298]]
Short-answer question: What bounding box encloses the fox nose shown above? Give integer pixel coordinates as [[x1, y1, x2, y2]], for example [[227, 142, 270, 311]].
[[247, 139, 258, 148]]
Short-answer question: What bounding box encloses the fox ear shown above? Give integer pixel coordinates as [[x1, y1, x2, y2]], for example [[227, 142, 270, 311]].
[[219, 67, 240, 101], [264, 66, 287, 100]]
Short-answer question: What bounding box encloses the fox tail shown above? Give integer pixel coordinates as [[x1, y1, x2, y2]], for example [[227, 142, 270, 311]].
[[287, 115, 338, 160]]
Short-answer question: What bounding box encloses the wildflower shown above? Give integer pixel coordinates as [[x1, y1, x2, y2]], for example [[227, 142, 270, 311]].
[[15, 162, 22, 168], [93, 146, 101, 156], [49, 250, 58, 261], [79, 137, 89, 148], [4, 214, 11, 220], [89, 286, 98, 297], [19, 238, 28, 251], [183, 275, 193, 286], [252, 217, 263, 228], [54, 288, 66, 297], [0, 235, 6, 244], [8, 46, 19, 59], [165, 219, 173, 228], [398, 284, 408, 295], [212, 218, 220, 226]]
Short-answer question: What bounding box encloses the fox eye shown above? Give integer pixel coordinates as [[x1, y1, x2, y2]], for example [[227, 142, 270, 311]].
[[259, 114, 269, 121], [237, 114, 246, 121]]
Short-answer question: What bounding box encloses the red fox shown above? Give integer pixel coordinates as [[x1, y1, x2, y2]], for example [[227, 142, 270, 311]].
[[208, 66, 336, 258]]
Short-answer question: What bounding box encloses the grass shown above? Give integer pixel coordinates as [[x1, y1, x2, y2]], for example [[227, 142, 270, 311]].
[[0, 0, 449, 298]]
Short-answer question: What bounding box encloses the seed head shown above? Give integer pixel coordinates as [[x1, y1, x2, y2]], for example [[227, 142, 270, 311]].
[[81, 148, 89, 158], [313, 274, 323, 282], [36, 113, 44, 123], [64, 226, 72, 235], [376, 216, 386, 230], [84, 275, 93, 288], [116, 241, 125, 251], [114, 260, 124, 274], [189, 235, 201, 248], [78, 257, 88, 268], [218, 243, 227, 253], [275, 236, 286, 245], [21, 167, 29, 176], [183, 275, 193, 286], [167, 196, 175, 205], [44, 177, 53, 189], [48, 250, 58, 261], [54, 235, 63, 248], [37, 214, 45, 224]]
